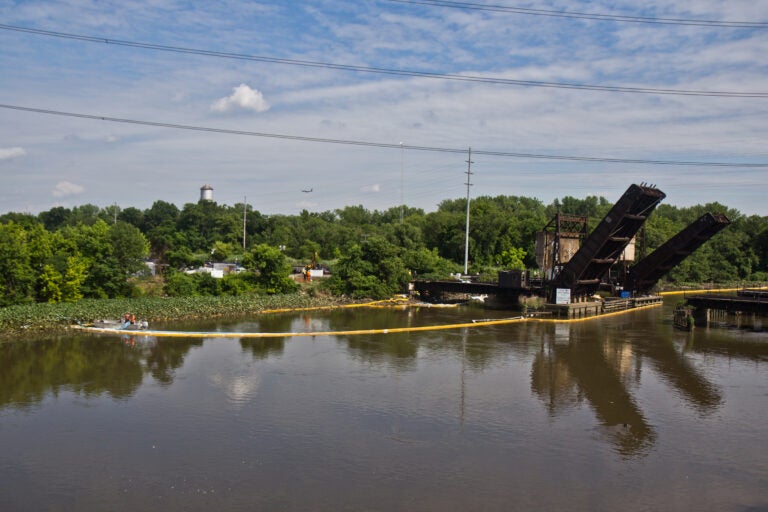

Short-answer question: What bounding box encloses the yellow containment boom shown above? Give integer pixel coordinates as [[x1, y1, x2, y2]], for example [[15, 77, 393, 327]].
[[76, 298, 665, 339]]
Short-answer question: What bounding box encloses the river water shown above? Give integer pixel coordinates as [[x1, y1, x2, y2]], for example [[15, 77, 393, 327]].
[[1, 299, 767, 511]]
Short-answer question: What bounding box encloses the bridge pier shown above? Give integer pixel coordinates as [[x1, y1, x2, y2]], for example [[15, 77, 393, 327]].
[[689, 307, 764, 331], [692, 307, 711, 328]]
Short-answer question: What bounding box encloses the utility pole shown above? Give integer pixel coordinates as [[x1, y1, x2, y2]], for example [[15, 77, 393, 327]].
[[464, 147, 473, 275], [400, 141, 404, 224]]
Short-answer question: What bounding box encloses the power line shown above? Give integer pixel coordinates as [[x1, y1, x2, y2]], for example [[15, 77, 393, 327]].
[[1, 23, 767, 98], [383, 0, 768, 28], [2, 103, 767, 168]]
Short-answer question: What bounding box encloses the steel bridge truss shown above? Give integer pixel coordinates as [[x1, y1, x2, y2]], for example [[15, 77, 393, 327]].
[[550, 184, 666, 299]]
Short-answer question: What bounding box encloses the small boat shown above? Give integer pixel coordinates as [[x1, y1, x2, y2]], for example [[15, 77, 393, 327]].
[[86, 318, 149, 331]]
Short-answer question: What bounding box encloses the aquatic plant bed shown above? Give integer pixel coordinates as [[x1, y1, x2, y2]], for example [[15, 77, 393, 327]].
[[0, 294, 350, 337]]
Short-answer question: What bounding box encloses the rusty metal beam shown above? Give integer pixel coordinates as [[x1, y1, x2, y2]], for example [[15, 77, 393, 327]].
[[627, 212, 730, 293], [551, 184, 666, 298]]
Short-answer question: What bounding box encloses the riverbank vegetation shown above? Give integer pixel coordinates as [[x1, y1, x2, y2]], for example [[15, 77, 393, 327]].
[[0, 293, 350, 337], [1, 193, 766, 320]]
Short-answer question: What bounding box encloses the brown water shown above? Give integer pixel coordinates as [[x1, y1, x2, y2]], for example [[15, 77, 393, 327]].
[[1, 300, 767, 511]]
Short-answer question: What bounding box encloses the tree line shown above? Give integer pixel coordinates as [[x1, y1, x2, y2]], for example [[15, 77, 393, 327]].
[[1, 194, 766, 305]]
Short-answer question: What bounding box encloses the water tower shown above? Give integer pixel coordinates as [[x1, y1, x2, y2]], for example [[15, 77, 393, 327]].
[[200, 184, 214, 202]]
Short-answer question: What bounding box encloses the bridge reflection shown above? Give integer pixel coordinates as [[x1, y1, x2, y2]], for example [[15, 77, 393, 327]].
[[3, 310, 764, 461], [529, 320, 724, 457]]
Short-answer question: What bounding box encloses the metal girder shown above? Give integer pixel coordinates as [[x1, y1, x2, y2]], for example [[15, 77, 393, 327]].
[[551, 184, 666, 298], [626, 212, 730, 294]]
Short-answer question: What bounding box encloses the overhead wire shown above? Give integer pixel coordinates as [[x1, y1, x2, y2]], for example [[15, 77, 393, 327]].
[[1, 23, 767, 98], [382, 0, 768, 28], [1, 103, 766, 168]]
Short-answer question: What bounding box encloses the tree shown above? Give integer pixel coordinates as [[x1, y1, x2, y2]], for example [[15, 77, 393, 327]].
[[38, 206, 72, 231], [165, 246, 200, 270], [109, 222, 150, 276], [164, 271, 198, 297], [243, 244, 297, 294], [329, 237, 411, 299], [36, 264, 63, 303], [211, 241, 235, 263], [401, 247, 459, 279], [69, 204, 102, 226], [0, 222, 35, 305], [142, 200, 180, 232], [497, 247, 527, 270], [57, 220, 148, 299], [61, 256, 88, 302], [119, 206, 144, 228], [423, 209, 466, 263], [20, 224, 87, 304]]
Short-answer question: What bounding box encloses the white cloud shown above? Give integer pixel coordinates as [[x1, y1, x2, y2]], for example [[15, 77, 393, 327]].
[[361, 184, 381, 193], [0, 147, 26, 160], [52, 181, 85, 198], [211, 84, 271, 113], [1, 1, 766, 215]]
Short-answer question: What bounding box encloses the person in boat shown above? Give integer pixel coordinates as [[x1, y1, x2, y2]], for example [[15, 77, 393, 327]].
[[121, 313, 131, 329]]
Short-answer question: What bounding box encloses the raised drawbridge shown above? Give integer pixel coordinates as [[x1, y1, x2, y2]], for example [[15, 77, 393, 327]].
[[626, 212, 731, 294], [549, 184, 666, 299]]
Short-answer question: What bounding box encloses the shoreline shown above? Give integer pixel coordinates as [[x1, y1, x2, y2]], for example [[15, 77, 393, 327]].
[[0, 293, 354, 338], [2, 284, 763, 339]]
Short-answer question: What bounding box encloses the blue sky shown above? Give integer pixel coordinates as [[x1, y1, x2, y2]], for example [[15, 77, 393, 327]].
[[1, 0, 767, 216]]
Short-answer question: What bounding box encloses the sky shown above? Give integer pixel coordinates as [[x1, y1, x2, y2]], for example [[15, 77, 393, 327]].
[[1, 0, 767, 217]]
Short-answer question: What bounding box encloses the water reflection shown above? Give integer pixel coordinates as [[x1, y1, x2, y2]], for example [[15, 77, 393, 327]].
[[341, 333, 418, 369], [208, 366, 262, 406], [0, 334, 200, 407], [239, 337, 286, 359], [631, 332, 723, 416], [1, 305, 762, 462], [531, 322, 656, 457], [2, 303, 767, 511], [681, 328, 768, 362]]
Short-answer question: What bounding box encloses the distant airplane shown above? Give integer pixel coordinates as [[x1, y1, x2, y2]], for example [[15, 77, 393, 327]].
[[302, 188, 313, 193]]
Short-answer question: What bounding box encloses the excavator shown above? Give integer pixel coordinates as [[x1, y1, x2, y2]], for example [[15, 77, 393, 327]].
[[303, 252, 320, 282]]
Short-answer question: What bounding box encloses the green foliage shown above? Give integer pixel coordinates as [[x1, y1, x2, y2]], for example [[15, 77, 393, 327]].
[[165, 246, 199, 270], [328, 237, 412, 299], [60, 256, 88, 302], [220, 273, 257, 296], [109, 222, 150, 276], [164, 271, 199, 297], [211, 241, 235, 263], [36, 265, 63, 304], [402, 247, 460, 278], [0, 222, 36, 306], [497, 247, 527, 270], [164, 271, 255, 298], [243, 244, 298, 294], [0, 189, 763, 307], [425, 195, 548, 269]]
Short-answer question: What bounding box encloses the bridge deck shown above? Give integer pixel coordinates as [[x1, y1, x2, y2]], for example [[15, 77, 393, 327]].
[[552, 184, 665, 297], [685, 294, 768, 315], [627, 213, 730, 294]]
